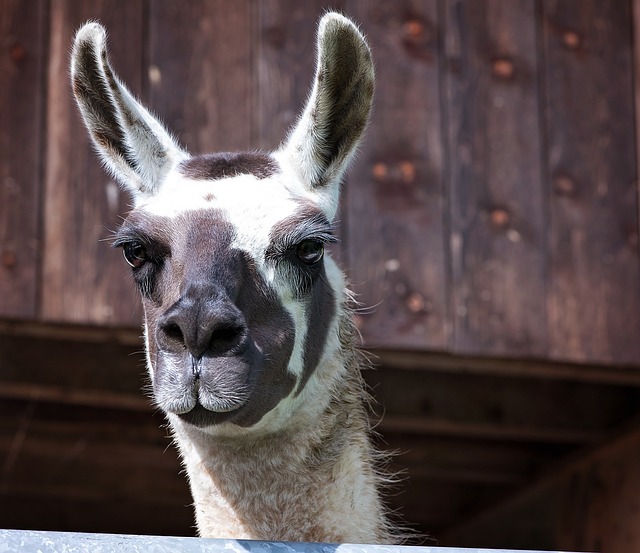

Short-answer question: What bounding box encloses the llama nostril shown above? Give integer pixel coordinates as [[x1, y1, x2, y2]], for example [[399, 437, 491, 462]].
[[158, 316, 246, 357], [209, 324, 246, 354], [161, 321, 185, 347]]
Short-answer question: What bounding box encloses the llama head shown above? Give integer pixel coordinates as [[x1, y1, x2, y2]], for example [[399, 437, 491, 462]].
[[71, 13, 374, 434]]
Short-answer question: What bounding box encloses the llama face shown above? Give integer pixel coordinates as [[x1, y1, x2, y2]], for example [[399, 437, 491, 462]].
[[113, 155, 343, 429], [71, 14, 373, 432]]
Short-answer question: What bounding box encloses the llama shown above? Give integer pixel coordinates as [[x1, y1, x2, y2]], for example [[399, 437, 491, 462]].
[[71, 12, 398, 544]]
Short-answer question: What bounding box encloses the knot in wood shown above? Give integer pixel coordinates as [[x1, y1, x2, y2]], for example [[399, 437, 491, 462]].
[[399, 161, 416, 183], [562, 30, 582, 50], [406, 292, 426, 313], [402, 19, 424, 39], [372, 161, 416, 184], [372, 162, 388, 182], [554, 174, 576, 196], [1, 249, 17, 269], [9, 42, 26, 63], [264, 26, 286, 49], [492, 58, 515, 80], [490, 208, 510, 228]]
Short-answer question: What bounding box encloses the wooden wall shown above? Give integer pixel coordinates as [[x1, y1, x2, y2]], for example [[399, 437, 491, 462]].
[[1, 0, 639, 367], [0, 0, 640, 365], [2, 1, 640, 551]]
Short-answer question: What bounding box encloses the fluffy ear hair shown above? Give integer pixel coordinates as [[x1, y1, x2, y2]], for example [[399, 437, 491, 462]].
[[279, 12, 374, 220], [70, 22, 187, 200]]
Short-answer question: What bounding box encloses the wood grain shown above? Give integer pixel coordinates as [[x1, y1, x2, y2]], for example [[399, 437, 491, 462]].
[[148, 0, 253, 154], [252, 0, 343, 150], [41, 1, 144, 326], [0, 0, 45, 319], [345, 0, 449, 350], [443, 422, 640, 550], [443, 0, 547, 357], [0, 398, 192, 536], [367, 366, 640, 443], [636, 0, 640, 271], [555, 429, 640, 552], [542, 0, 640, 364]]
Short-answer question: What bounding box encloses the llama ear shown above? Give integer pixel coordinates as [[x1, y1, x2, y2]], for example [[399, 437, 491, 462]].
[[279, 13, 374, 220], [71, 22, 187, 200]]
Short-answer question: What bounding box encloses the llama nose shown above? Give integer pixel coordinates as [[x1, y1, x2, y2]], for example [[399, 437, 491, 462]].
[[157, 288, 248, 359]]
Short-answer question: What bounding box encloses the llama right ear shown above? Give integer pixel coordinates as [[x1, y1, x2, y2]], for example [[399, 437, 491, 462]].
[[279, 13, 374, 220], [71, 22, 187, 200]]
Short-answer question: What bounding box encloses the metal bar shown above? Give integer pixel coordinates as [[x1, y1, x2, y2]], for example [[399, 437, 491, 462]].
[[0, 529, 580, 553]]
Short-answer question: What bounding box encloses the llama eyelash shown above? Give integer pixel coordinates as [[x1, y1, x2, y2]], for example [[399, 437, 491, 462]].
[[265, 214, 338, 262], [267, 232, 337, 262]]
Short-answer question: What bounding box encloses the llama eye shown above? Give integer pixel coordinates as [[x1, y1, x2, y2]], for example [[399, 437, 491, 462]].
[[296, 239, 324, 265], [122, 242, 148, 268]]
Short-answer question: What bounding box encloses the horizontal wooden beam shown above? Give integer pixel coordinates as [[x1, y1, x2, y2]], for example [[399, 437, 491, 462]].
[[374, 349, 640, 386], [0, 319, 142, 346], [379, 415, 602, 445], [0, 493, 193, 537], [0, 386, 601, 446], [0, 381, 149, 411], [402, 465, 522, 486], [443, 421, 640, 547]]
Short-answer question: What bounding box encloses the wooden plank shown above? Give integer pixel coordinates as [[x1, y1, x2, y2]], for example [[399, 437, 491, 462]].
[[0, 429, 184, 500], [636, 0, 640, 251], [0, 0, 46, 319], [253, 0, 343, 150], [366, 367, 640, 444], [379, 415, 601, 444], [443, 422, 640, 551], [554, 434, 640, 552], [396, 481, 510, 540], [0, 332, 144, 395], [0, 436, 185, 500], [542, 0, 640, 365], [0, 381, 147, 411], [0, 398, 167, 448], [0, 319, 141, 345], [0, 493, 193, 537], [443, 0, 547, 357], [386, 435, 566, 486], [345, 0, 449, 349], [148, 0, 252, 153], [40, 1, 144, 326], [0, 395, 192, 535], [375, 348, 640, 386]]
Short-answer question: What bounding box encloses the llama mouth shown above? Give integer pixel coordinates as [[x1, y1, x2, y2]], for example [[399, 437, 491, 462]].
[[177, 402, 244, 427]]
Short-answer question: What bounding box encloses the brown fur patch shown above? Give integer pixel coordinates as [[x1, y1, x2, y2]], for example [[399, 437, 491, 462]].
[[179, 152, 279, 181]]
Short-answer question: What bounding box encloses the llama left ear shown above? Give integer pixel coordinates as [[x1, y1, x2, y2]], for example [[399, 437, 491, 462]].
[[71, 22, 187, 201], [279, 13, 374, 220]]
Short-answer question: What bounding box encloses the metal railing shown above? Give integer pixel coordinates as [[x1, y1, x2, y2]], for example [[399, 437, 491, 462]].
[[0, 529, 578, 553]]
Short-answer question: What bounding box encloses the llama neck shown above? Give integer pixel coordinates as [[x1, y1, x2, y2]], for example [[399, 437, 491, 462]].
[[170, 363, 391, 543]]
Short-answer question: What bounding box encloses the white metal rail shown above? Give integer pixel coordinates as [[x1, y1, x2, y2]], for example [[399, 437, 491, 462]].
[[0, 529, 580, 553]]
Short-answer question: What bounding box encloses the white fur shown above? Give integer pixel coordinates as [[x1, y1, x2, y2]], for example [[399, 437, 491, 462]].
[[71, 23, 188, 196]]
